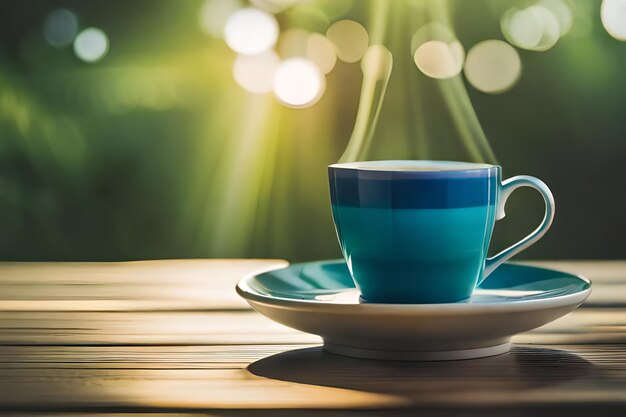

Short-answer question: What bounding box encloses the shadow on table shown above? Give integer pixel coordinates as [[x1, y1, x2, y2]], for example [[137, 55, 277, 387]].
[[248, 345, 594, 395]]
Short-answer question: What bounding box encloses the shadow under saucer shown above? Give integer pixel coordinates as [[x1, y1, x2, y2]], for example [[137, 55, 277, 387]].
[[248, 345, 594, 397]]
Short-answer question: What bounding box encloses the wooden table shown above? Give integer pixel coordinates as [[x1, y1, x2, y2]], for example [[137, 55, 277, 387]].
[[1, 259, 625, 416]]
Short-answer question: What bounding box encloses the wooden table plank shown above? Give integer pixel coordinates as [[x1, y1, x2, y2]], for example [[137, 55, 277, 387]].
[[0, 260, 624, 312], [12, 412, 626, 417], [0, 345, 626, 411], [2, 308, 626, 346], [0, 260, 625, 415], [0, 368, 398, 410], [0, 345, 314, 369], [0, 311, 320, 345], [0, 259, 286, 311]]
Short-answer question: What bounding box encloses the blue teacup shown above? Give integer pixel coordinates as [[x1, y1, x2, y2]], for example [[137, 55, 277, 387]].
[[328, 160, 555, 304]]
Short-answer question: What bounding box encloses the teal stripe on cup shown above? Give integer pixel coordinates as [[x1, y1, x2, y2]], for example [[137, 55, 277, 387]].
[[328, 160, 555, 304]]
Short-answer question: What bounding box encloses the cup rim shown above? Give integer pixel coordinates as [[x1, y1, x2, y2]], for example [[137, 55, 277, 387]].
[[328, 159, 500, 175]]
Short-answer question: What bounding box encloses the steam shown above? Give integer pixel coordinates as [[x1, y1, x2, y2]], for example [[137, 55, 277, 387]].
[[339, 0, 498, 164], [339, 0, 392, 163], [339, 45, 393, 162]]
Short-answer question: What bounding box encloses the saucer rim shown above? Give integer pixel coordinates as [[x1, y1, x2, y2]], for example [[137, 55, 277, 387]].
[[236, 260, 592, 315]]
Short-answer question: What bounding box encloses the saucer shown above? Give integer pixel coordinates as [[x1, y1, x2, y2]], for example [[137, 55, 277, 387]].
[[237, 260, 591, 361]]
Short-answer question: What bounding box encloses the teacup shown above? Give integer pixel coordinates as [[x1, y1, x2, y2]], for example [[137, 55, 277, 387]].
[[328, 160, 555, 303]]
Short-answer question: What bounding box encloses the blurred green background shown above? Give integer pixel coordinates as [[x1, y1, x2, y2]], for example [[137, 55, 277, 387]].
[[0, 0, 624, 261]]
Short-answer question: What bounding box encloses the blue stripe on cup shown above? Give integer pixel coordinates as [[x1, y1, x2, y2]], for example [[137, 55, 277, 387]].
[[329, 165, 499, 209]]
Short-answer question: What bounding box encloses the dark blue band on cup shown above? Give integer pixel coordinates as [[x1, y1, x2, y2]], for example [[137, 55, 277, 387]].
[[329, 165, 499, 209]]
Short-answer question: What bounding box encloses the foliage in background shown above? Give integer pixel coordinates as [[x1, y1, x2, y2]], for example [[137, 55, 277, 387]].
[[0, 0, 624, 261]]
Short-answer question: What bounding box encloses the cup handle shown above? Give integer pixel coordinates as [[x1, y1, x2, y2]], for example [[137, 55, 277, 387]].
[[478, 175, 555, 285]]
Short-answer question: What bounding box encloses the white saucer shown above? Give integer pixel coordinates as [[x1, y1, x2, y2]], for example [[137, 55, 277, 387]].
[[237, 260, 591, 361]]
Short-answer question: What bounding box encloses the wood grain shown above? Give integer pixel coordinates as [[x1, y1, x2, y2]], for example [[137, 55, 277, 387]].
[[0, 311, 319, 345], [0, 259, 286, 311], [0, 260, 625, 415], [1, 308, 626, 346], [0, 345, 624, 411]]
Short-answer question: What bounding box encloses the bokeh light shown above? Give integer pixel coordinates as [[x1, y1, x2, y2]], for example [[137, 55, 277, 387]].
[[250, 0, 288, 14], [411, 24, 464, 79], [43, 8, 79, 48], [361, 45, 393, 80], [277, 30, 337, 75], [316, 0, 354, 21], [501, 5, 560, 51], [233, 51, 280, 94], [306, 33, 337, 74], [567, 2, 594, 39], [326, 20, 369, 63], [464, 40, 522, 94], [539, 0, 573, 36], [199, 0, 242, 38], [73, 28, 109, 63], [601, 0, 626, 41], [273, 58, 325, 107], [277, 28, 309, 58], [414, 40, 464, 79], [224, 8, 279, 55], [411, 23, 458, 53], [286, 4, 330, 33], [250, 0, 302, 14]]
